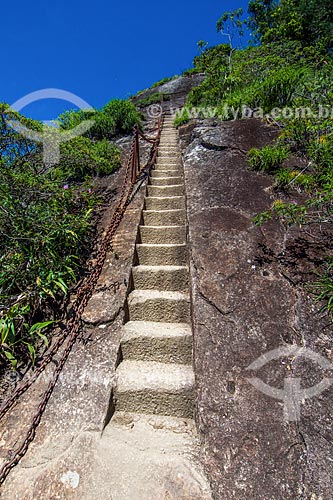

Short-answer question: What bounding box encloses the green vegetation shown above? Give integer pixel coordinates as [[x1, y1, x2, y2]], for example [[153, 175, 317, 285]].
[[182, 67, 202, 77], [135, 92, 170, 108], [0, 98, 139, 369], [248, 145, 289, 173], [179, 0, 333, 319], [151, 76, 177, 88], [247, 0, 332, 52], [312, 258, 333, 321], [59, 99, 141, 139], [174, 109, 192, 129], [131, 75, 178, 99]]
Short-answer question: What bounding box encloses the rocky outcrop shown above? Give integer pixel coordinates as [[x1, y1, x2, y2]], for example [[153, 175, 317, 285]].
[[180, 118, 333, 500], [132, 75, 205, 110]]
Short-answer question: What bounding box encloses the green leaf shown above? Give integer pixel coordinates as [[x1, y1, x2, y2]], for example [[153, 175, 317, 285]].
[[37, 332, 49, 347], [29, 320, 55, 335], [54, 279, 68, 295], [4, 350, 18, 369], [27, 343, 36, 364]]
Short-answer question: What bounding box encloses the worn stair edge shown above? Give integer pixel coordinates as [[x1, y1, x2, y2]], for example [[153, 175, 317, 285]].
[[127, 289, 190, 323], [136, 243, 187, 266], [144, 196, 185, 211], [142, 208, 186, 226], [151, 170, 183, 177], [115, 360, 195, 418], [132, 264, 189, 291], [149, 176, 184, 186], [139, 225, 186, 244], [147, 185, 185, 198], [121, 321, 192, 364]]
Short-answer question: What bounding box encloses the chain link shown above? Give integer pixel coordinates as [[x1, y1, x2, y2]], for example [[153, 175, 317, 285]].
[[0, 116, 163, 486]]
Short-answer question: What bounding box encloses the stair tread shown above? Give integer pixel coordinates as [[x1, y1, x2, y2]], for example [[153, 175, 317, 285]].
[[133, 264, 188, 271], [151, 177, 183, 181], [128, 289, 189, 302], [123, 321, 192, 339], [140, 225, 185, 228], [145, 196, 184, 200], [136, 243, 186, 248], [143, 209, 185, 214], [116, 360, 194, 392]]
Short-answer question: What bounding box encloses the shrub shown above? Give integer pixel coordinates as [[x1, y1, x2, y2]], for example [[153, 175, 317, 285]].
[[58, 137, 121, 181], [274, 169, 316, 191], [312, 259, 333, 320], [174, 109, 191, 128], [0, 155, 96, 367], [136, 93, 170, 107], [151, 76, 177, 88], [0, 103, 122, 369], [102, 99, 141, 134], [59, 99, 141, 140], [248, 145, 290, 173], [182, 67, 202, 77]]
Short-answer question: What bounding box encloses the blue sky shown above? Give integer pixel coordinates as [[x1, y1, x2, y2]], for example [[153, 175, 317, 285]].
[[2, 0, 250, 121]]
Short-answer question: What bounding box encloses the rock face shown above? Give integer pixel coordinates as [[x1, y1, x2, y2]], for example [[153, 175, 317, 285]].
[[180, 118, 333, 500], [132, 75, 205, 111]]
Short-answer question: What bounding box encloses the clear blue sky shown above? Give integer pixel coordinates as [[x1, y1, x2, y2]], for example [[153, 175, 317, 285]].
[[2, 0, 250, 121]]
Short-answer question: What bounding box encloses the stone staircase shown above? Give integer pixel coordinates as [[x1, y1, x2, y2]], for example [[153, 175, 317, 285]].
[[113, 114, 195, 419], [87, 117, 211, 500]]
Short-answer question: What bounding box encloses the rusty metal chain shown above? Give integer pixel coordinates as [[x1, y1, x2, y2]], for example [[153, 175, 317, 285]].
[[0, 115, 163, 487]]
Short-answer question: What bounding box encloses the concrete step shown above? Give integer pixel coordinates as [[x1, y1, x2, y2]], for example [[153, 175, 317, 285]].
[[158, 142, 178, 147], [139, 225, 186, 244], [145, 196, 185, 211], [115, 360, 194, 418], [147, 185, 184, 197], [151, 169, 182, 178], [158, 152, 181, 158], [155, 161, 182, 169], [132, 265, 189, 291], [156, 154, 181, 160], [157, 153, 180, 159], [142, 208, 185, 226], [149, 176, 183, 186], [136, 243, 187, 266], [158, 146, 179, 150], [127, 289, 190, 323], [157, 154, 179, 159], [121, 321, 192, 363]]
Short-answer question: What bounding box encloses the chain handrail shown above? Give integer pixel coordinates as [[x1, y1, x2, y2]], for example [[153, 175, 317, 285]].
[[0, 114, 164, 486]]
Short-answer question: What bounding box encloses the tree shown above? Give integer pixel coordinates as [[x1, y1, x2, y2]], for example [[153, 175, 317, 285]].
[[246, 0, 278, 43], [216, 8, 245, 68], [246, 0, 333, 52]]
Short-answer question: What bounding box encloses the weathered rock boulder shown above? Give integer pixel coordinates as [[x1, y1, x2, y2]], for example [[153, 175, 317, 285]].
[[180, 118, 333, 500]]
